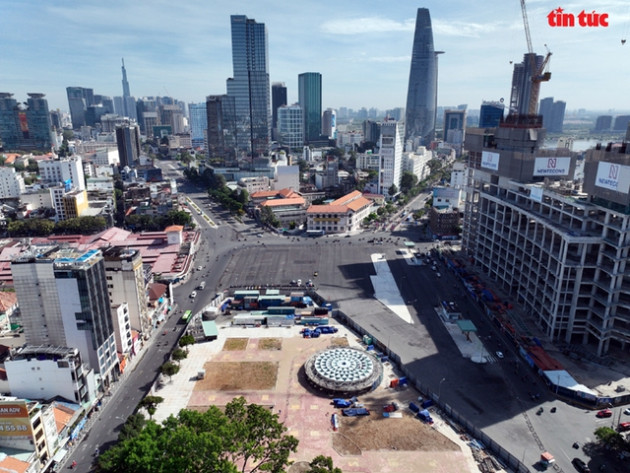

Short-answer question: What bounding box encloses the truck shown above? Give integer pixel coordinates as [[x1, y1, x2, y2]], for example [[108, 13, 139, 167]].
[[341, 408, 370, 417], [417, 409, 434, 424], [318, 326, 338, 334]]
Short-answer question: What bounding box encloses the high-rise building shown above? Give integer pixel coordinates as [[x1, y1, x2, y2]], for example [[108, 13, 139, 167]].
[[0, 167, 25, 198], [102, 246, 149, 335], [298, 72, 322, 143], [594, 115, 612, 132], [206, 94, 237, 159], [509, 53, 544, 116], [613, 115, 630, 132], [226, 14, 271, 156], [277, 104, 303, 149], [121, 58, 131, 99], [550, 101, 566, 133], [159, 104, 185, 134], [66, 87, 94, 129], [538, 97, 554, 126], [538, 97, 565, 133], [479, 101, 505, 128], [443, 109, 466, 143], [322, 108, 336, 139], [271, 82, 287, 140], [116, 124, 141, 168], [363, 120, 381, 144], [11, 248, 118, 380], [188, 102, 208, 149], [404, 8, 442, 146], [0, 93, 53, 151], [378, 120, 404, 196]]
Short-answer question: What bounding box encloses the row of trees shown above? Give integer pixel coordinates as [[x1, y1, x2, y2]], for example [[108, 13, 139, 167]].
[[125, 210, 193, 232], [185, 167, 249, 215], [7, 216, 109, 237], [97, 396, 341, 473]]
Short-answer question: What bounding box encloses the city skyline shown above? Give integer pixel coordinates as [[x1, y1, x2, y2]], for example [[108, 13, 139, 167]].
[[2, 1, 630, 114]]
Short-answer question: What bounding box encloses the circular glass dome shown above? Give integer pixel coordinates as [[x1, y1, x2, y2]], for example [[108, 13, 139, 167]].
[[304, 347, 383, 394]]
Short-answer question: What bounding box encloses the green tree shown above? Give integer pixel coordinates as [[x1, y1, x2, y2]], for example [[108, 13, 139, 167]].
[[139, 396, 164, 420], [388, 184, 398, 197], [306, 455, 342, 473], [118, 413, 146, 441], [179, 334, 196, 352], [259, 205, 279, 228], [171, 348, 188, 364], [160, 361, 180, 382], [224, 396, 299, 473], [594, 426, 625, 450], [399, 171, 418, 194]]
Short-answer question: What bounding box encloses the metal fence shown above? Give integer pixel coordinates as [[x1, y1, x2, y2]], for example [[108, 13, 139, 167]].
[[334, 309, 531, 473]]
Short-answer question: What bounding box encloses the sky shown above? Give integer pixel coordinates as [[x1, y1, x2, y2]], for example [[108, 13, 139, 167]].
[[2, 0, 630, 114]]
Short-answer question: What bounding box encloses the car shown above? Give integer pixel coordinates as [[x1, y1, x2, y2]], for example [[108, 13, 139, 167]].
[[436, 272, 441, 278], [306, 280, 314, 287], [313, 271, 318, 277], [257, 233, 264, 238], [624, 408, 630, 415], [190, 291, 197, 299], [297, 279, 302, 286], [431, 266, 437, 271], [496, 351, 504, 359], [197, 265, 203, 271], [571, 457, 590, 473], [290, 279, 298, 286], [596, 409, 613, 418], [618, 422, 630, 432]]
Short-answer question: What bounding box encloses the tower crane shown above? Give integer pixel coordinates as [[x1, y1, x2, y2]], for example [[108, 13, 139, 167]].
[[519, 0, 552, 116]]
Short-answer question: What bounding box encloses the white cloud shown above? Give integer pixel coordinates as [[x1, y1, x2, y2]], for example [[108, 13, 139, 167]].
[[320, 17, 415, 35]]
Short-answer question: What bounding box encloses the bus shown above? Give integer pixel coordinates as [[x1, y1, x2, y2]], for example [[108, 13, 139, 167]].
[[181, 310, 192, 324]]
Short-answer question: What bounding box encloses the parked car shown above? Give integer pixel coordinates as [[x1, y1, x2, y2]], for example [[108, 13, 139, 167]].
[[571, 457, 590, 473], [624, 408, 630, 415], [618, 422, 630, 432], [596, 409, 613, 418], [496, 351, 504, 359], [341, 408, 370, 417]]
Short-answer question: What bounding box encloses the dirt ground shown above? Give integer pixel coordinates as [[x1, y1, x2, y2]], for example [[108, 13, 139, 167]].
[[334, 410, 459, 454], [222, 337, 249, 350], [259, 338, 282, 350], [194, 361, 278, 391]]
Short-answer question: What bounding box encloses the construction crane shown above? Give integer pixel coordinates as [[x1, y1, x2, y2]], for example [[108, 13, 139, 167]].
[[519, 0, 552, 116]]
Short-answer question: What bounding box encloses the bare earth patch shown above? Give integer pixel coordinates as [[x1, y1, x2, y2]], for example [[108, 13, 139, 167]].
[[329, 336, 349, 347], [259, 338, 282, 350], [333, 411, 459, 455], [223, 338, 249, 351], [194, 361, 278, 391]]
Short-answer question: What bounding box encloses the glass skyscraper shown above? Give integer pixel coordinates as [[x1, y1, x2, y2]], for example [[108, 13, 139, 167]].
[[404, 8, 442, 147], [298, 72, 322, 143], [0, 93, 53, 151], [226, 14, 271, 157], [188, 102, 208, 149]]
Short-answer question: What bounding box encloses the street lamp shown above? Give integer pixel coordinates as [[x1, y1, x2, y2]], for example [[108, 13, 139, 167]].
[[438, 377, 446, 400]]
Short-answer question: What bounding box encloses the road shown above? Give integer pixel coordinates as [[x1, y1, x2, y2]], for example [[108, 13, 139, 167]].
[[63, 164, 618, 472]]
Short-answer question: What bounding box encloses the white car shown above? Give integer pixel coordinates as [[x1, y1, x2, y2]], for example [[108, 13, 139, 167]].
[[624, 408, 630, 415], [197, 265, 203, 271], [436, 272, 441, 278], [496, 351, 504, 359], [190, 291, 197, 299]]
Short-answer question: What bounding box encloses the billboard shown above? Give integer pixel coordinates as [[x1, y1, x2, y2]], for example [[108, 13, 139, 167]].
[[0, 400, 33, 439], [595, 162, 630, 193], [530, 186, 543, 202], [533, 157, 571, 177], [481, 151, 499, 171]]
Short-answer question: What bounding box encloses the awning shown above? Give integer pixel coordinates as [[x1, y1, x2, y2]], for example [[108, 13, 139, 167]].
[[52, 448, 68, 463]]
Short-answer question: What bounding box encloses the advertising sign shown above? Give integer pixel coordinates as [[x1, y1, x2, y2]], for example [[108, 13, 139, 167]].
[[530, 186, 543, 202], [0, 401, 33, 438], [595, 162, 630, 193], [481, 151, 499, 171], [533, 157, 571, 176]]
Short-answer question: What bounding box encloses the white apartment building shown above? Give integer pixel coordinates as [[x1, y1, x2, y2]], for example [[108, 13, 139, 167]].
[[274, 165, 300, 191], [5, 346, 95, 404], [0, 166, 25, 198], [38, 155, 86, 191], [277, 104, 304, 149], [111, 303, 133, 356], [403, 146, 432, 182], [377, 120, 403, 196], [239, 176, 270, 194]]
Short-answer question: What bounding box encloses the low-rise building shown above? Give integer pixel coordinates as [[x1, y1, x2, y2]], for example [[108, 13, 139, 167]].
[[306, 190, 373, 234]]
